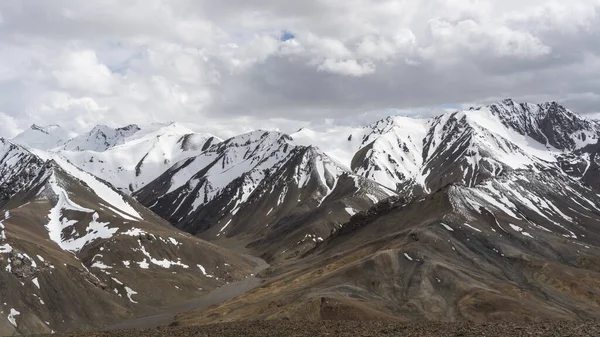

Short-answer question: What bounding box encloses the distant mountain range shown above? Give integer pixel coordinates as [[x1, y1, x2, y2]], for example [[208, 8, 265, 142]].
[[3, 99, 600, 334]]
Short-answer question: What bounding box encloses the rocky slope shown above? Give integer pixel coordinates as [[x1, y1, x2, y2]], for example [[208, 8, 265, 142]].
[[174, 169, 600, 324], [0, 140, 254, 336]]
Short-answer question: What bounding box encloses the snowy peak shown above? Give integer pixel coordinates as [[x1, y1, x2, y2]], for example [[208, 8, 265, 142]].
[[11, 124, 73, 150], [291, 116, 429, 191], [350, 116, 429, 190], [350, 100, 600, 195], [30, 124, 61, 134], [414, 109, 538, 193], [180, 133, 219, 152], [488, 99, 600, 151], [62, 124, 141, 152]]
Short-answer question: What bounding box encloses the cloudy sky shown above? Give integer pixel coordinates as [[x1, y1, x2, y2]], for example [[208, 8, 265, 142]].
[[0, 0, 599, 138]]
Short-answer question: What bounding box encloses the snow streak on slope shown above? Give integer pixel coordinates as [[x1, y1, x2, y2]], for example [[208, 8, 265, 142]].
[[463, 106, 558, 163], [55, 156, 141, 220], [448, 169, 600, 241]]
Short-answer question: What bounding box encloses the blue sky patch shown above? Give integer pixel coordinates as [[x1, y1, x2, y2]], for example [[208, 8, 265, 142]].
[[280, 31, 295, 41]]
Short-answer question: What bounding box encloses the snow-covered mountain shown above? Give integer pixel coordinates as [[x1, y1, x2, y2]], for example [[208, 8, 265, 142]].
[[57, 122, 221, 193], [0, 139, 46, 202], [0, 139, 254, 335], [11, 124, 75, 150]]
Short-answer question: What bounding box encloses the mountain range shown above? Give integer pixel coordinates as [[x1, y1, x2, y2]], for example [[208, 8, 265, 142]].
[[3, 99, 600, 334]]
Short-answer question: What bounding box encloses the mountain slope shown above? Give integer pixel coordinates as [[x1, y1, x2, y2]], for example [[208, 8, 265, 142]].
[[0, 139, 46, 203], [174, 167, 600, 324], [0, 141, 254, 335]]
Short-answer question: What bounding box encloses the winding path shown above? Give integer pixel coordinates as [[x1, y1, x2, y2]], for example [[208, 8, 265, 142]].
[[106, 255, 269, 330]]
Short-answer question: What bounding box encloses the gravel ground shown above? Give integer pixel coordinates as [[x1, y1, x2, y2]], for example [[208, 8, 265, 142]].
[[33, 320, 600, 337]]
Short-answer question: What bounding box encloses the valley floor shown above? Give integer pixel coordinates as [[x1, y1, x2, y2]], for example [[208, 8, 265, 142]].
[[33, 320, 600, 337], [106, 255, 269, 330]]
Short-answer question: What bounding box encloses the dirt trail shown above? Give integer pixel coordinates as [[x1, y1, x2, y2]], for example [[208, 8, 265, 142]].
[[105, 255, 269, 330]]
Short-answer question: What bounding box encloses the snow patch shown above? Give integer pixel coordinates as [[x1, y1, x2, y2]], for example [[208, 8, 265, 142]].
[[463, 223, 482, 233], [197, 264, 215, 278], [440, 223, 454, 231], [125, 286, 138, 303], [0, 244, 12, 254], [7, 308, 19, 327], [509, 224, 534, 238]]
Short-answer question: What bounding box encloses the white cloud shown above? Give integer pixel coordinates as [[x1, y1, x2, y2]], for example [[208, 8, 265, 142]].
[[426, 18, 551, 59], [52, 49, 115, 95], [317, 59, 376, 76]]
